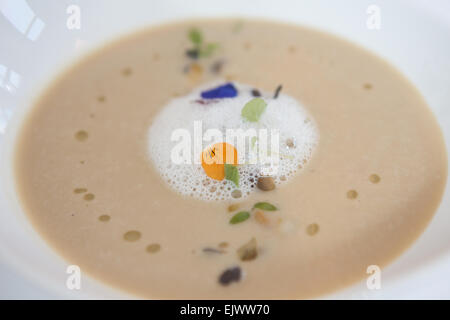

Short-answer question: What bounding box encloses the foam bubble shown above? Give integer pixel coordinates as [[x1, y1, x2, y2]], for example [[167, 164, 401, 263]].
[[147, 81, 318, 201]]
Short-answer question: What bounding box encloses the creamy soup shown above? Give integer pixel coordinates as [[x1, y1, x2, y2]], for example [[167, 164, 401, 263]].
[[14, 19, 447, 299]]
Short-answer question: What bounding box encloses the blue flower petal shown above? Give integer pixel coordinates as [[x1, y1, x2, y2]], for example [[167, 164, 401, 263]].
[[201, 83, 238, 99]]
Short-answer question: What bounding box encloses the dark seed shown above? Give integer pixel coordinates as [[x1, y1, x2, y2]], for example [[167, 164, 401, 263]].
[[251, 89, 261, 97], [218, 266, 241, 286], [203, 247, 225, 254], [273, 85, 283, 99], [186, 48, 199, 59], [237, 237, 258, 261], [257, 176, 275, 191], [210, 60, 225, 74]]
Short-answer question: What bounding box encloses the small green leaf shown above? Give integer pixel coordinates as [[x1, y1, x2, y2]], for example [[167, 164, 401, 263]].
[[253, 202, 277, 211], [200, 43, 219, 58], [189, 28, 203, 46], [230, 211, 250, 224], [225, 164, 239, 187], [241, 98, 267, 122]]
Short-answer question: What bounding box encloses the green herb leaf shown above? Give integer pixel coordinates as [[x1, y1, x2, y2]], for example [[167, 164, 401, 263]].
[[230, 211, 250, 224], [225, 164, 239, 187], [253, 202, 277, 211], [241, 98, 267, 122], [200, 43, 219, 58], [189, 28, 203, 46]]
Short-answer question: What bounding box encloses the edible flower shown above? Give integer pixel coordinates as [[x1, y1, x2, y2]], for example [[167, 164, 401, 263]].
[[201, 83, 238, 99]]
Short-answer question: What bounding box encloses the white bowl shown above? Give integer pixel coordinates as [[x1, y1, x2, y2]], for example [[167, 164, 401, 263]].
[[1, 0, 449, 299]]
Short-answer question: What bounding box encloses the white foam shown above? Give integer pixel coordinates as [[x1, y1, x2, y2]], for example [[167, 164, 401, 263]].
[[147, 81, 318, 201]]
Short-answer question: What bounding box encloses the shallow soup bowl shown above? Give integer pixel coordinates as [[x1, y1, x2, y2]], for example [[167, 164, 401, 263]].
[[0, 0, 449, 299]]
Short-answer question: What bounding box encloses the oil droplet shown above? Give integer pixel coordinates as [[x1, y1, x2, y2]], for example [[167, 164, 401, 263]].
[[369, 174, 381, 184], [152, 53, 160, 61], [75, 130, 88, 142], [306, 223, 320, 236], [219, 242, 229, 248], [347, 190, 358, 199], [97, 95, 106, 102], [73, 188, 87, 194], [98, 215, 110, 222], [83, 193, 95, 201], [363, 83, 373, 90], [123, 230, 141, 242], [231, 190, 242, 199], [122, 67, 132, 76], [288, 46, 296, 53], [146, 243, 161, 253]]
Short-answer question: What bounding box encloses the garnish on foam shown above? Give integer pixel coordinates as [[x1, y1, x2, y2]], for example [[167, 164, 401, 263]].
[[202, 142, 239, 183], [147, 81, 318, 201], [201, 83, 238, 99]]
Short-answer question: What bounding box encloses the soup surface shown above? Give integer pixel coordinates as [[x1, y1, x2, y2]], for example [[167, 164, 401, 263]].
[[15, 19, 447, 299]]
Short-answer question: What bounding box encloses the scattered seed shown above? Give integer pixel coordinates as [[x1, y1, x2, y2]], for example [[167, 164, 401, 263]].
[[306, 223, 320, 236], [97, 95, 106, 102], [188, 63, 203, 81], [98, 215, 110, 222], [369, 174, 380, 184], [210, 60, 225, 74], [203, 247, 225, 254], [273, 85, 283, 99], [286, 138, 295, 149], [75, 130, 88, 142], [257, 176, 275, 191], [363, 83, 373, 90], [186, 48, 200, 59], [123, 230, 141, 242], [251, 89, 261, 97], [237, 237, 258, 261], [254, 210, 269, 226], [347, 190, 358, 199], [219, 242, 229, 248], [228, 203, 240, 212], [218, 266, 241, 286], [146, 243, 161, 253]]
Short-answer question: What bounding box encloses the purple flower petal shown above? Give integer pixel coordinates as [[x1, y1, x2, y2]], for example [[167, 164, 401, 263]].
[[201, 83, 238, 99]]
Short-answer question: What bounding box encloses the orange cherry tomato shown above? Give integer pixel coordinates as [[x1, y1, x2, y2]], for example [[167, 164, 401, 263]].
[[201, 142, 238, 180]]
